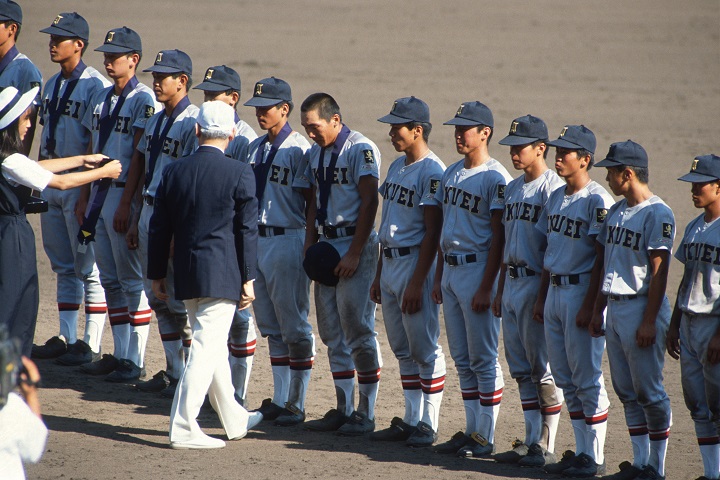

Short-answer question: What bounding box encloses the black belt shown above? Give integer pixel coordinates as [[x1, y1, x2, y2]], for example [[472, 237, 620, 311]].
[[259, 226, 285, 237], [111, 181, 126, 188], [609, 294, 639, 301], [508, 265, 536, 279], [321, 225, 356, 239], [143, 194, 154, 206], [383, 247, 413, 258], [444, 253, 477, 266], [550, 274, 580, 286]]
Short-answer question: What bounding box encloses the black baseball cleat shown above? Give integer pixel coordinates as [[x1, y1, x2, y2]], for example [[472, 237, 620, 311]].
[[80, 354, 120, 375], [255, 398, 285, 421], [636, 465, 664, 480], [457, 434, 494, 458], [32, 336, 67, 359], [136, 370, 173, 392], [434, 431, 472, 454], [105, 359, 145, 383], [603, 461, 644, 480], [56, 340, 98, 366], [160, 379, 179, 398], [544, 450, 577, 474], [562, 452, 606, 477], [494, 439, 529, 464], [275, 404, 306, 427], [336, 411, 374, 436], [370, 417, 416, 442], [518, 443, 556, 467], [406, 421, 438, 448], [304, 408, 350, 432]]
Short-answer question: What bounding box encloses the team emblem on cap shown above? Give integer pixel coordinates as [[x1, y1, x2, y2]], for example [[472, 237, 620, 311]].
[[106, 31, 115, 42], [509, 121, 518, 134], [692, 159, 699, 171], [255, 83, 263, 96], [53, 14, 63, 25], [560, 126, 568, 137], [205, 69, 214, 80], [456, 104, 464, 116], [155, 52, 163, 64], [391, 101, 398, 112]]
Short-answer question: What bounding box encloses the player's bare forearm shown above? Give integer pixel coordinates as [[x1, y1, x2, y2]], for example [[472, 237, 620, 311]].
[[304, 186, 319, 253], [408, 205, 442, 290], [708, 323, 720, 365], [533, 269, 551, 323], [120, 134, 146, 208], [432, 249, 444, 304], [636, 250, 670, 347], [666, 278, 685, 360], [478, 210, 505, 295], [577, 242, 605, 328], [493, 263, 506, 317], [346, 176, 379, 257], [370, 256, 383, 304]]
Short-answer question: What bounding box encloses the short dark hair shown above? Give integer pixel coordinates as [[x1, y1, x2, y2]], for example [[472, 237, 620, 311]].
[[407, 121, 432, 142], [2, 20, 19, 41], [301, 92, 341, 122], [577, 148, 594, 170], [171, 72, 192, 90]]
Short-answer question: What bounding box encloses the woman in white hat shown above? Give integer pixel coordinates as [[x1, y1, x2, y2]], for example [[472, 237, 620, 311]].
[[0, 85, 121, 356]]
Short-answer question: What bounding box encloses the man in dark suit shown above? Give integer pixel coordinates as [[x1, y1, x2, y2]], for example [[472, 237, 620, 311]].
[[148, 100, 262, 449]]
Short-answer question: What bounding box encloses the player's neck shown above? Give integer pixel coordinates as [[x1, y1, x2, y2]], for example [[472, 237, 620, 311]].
[[113, 74, 134, 95], [59, 56, 82, 78], [704, 201, 720, 222], [163, 92, 187, 114], [404, 141, 429, 165], [563, 171, 590, 195], [463, 146, 490, 169], [523, 161, 548, 183], [624, 183, 653, 207], [0, 39, 15, 59], [267, 118, 288, 143], [324, 124, 342, 147]]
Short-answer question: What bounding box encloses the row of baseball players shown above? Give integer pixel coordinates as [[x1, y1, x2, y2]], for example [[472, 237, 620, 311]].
[[5, 3, 718, 479]]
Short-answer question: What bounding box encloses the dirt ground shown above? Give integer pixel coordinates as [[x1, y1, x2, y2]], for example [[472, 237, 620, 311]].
[[16, 0, 719, 478]]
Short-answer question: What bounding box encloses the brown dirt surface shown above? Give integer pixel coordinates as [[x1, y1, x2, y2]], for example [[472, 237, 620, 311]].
[[18, 0, 720, 479]]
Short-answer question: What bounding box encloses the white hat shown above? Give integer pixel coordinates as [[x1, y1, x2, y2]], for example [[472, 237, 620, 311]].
[[197, 100, 235, 135], [0, 86, 39, 130]]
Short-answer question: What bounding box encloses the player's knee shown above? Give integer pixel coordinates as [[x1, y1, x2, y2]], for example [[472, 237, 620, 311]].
[[288, 337, 315, 359]]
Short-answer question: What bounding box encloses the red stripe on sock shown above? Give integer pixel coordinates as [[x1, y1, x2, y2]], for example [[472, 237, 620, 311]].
[[569, 410, 585, 420], [357, 368, 381, 384], [229, 339, 257, 357], [289, 357, 314, 370], [401, 374, 421, 390], [108, 307, 130, 326], [85, 303, 107, 314], [421, 375, 445, 394], [541, 404, 562, 415], [182, 339, 191, 347], [479, 388, 503, 406], [648, 428, 670, 441], [270, 356, 290, 367], [129, 309, 152, 326], [586, 410, 608, 425], [628, 425, 649, 436], [160, 333, 182, 342], [332, 370, 355, 380], [58, 303, 80, 311], [698, 436, 720, 446], [461, 389, 480, 400]]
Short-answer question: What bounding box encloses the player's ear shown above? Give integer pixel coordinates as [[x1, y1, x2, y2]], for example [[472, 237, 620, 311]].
[[230, 91, 240, 107]]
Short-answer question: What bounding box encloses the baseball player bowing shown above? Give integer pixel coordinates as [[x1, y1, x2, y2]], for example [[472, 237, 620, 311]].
[[667, 154, 720, 480], [534, 125, 613, 477], [588, 141, 674, 480], [369, 97, 446, 447], [194, 65, 258, 408], [131, 50, 199, 396], [432, 101, 511, 458], [492, 115, 564, 467], [301, 93, 383, 435], [243, 77, 315, 426]]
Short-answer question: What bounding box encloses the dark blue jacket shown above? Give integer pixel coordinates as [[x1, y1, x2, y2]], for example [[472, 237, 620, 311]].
[[148, 144, 258, 301]]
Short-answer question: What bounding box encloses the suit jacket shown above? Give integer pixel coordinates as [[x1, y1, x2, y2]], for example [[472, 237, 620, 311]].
[[148, 144, 258, 301]]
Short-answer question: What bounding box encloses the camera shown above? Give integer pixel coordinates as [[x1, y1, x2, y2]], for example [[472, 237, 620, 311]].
[[0, 326, 25, 409]]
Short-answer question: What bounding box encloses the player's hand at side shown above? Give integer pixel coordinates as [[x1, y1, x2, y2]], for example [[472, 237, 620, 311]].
[[588, 311, 605, 337], [113, 202, 131, 233], [238, 281, 255, 310], [532, 299, 545, 324], [665, 324, 681, 360], [126, 222, 139, 250], [401, 279, 423, 315], [575, 308, 593, 329], [491, 292, 502, 317], [335, 252, 360, 278], [707, 331, 720, 365], [471, 286, 491, 313], [74, 197, 88, 225], [635, 321, 657, 348], [152, 279, 169, 302], [431, 279, 443, 304], [82, 153, 109, 169], [370, 276, 382, 304]]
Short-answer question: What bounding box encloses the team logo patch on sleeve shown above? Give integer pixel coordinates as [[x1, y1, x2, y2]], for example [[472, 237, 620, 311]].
[[429, 179, 440, 195], [497, 184, 506, 199], [662, 223, 673, 239], [596, 208, 608, 223], [145, 106, 155, 118], [31, 82, 41, 89], [363, 150, 375, 164]]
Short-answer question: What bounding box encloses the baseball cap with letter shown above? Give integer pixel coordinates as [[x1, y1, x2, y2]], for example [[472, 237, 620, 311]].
[[95, 26, 142, 54], [0, 0, 21, 24], [596, 140, 649, 168], [40, 12, 89, 42], [303, 242, 341, 287], [498, 114, 549, 146], [444, 101, 494, 128], [243, 77, 292, 107], [143, 49, 192, 75], [547, 124, 596, 153], [194, 65, 241, 93], [678, 154, 720, 183], [378, 96, 430, 124]]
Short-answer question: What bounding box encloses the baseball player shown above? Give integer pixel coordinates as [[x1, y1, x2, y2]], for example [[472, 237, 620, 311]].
[[77, 27, 157, 382], [492, 115, 564, 467], [667, 154, 720, 480], [130, 50, 198, 396], [0, 0, 42, 155], [533, 125, 613, 477], [432, 101, 511, 458], [242, 77, 314, 426], [589, 140, 674, 480], [370, 96, 446, 447], [30, 13, 112, 367], [194, 65, 258, 407], [300, 92, 383, 435]]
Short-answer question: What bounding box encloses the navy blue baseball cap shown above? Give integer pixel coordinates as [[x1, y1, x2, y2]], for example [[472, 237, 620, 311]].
[[678, 154, 720, 183], [303, 241, 341, 287], [95, 27, 142, 54], [378, 96, 430, 124], [194, 65, 241, 93], [444, 101, 494, 128], [498, 114, 549, 146], [547, 124, 596, 154], [40, 12, 89, 42], [596, 140, 648, 168], [0, 0, 21, 24], [143, 49, 192, 75], [243, 77, 292, 107]]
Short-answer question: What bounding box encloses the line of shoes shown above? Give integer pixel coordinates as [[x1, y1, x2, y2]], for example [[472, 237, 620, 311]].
[[31, 336, 158, 388]]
